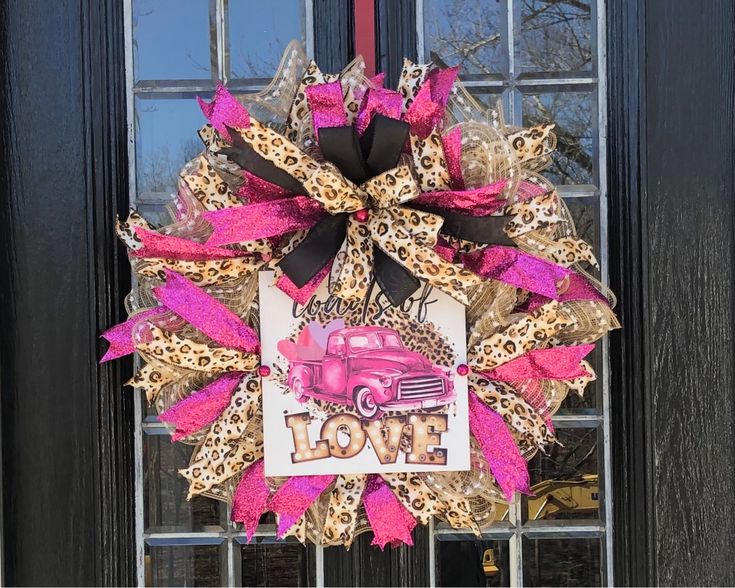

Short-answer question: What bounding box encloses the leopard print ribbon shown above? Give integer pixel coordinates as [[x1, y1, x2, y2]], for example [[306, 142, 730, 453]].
[[229, 118, 482, 304]]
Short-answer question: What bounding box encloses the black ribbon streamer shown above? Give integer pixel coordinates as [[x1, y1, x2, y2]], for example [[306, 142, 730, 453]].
[[409, 204, 516, 247], [221, 126, 305, 194], [279, 115, 423, 303]]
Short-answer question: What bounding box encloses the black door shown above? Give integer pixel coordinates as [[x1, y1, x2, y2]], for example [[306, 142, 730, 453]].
[[1, 0, 733, 586]]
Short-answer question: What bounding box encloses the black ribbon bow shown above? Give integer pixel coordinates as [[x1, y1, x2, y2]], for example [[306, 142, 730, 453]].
[[222, 115, 513, 306]]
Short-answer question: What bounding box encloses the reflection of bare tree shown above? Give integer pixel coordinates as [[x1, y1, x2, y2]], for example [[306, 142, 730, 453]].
[[424, 0, 507, 75], [137, 136, 201, 194], [524, 92, 593, 184], [520, 0, 591, 72], [425, 0, 594, 184]]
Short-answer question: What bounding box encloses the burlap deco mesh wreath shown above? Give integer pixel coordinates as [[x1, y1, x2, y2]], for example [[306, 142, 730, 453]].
[[102, 41, 619, 549]]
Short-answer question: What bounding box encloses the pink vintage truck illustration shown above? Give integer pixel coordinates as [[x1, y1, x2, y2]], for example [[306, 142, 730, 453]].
[[283, 325, 455, 419]]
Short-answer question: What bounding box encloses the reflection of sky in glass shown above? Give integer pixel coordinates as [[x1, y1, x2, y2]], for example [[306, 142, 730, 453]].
[[519, 0, 593, 73], [135, 96, 205, 194], [523, 91, 595, 185], [422, 0, 508, 77], [133, 0, 212, 81], [228, 0, 304, 79], [132, 1, 307, 196]]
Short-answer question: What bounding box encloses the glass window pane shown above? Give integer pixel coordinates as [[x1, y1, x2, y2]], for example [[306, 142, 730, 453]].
[[144, 430, 227, 533], [556, 341, 601, 412], [227, 0, 306, 80], [239, 541, 314, 587], [521, 88, 596, 185], [436, 539, 510, 587], [422, 0, 509, 80], [135, 96, 205, 197], [145, 543, 228, 587], [133, 0, 214, 82], [522, 537, 602, 586], [517, 0, 594, 75], [524, 427, 600, 522]]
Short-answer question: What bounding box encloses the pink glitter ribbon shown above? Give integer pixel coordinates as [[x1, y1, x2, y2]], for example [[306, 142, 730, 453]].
[[516, 179, 548, 202], [203, 197, 324, 246], [152, 269, 259, 353], [462, 246, 572, 299], [362, 475, 417, 549], [237, 169, 294, 203], [305, 81, 348, 136], [159, 373, 243, 441], [434, 236, 457, 263], [468, 392, 530, 501], [197, 83, 250, 142], [133, 228, 242, 261], [275, 262, 331, 304], [100, 307, 166, 363], [413, 180, 508, 216], [442, 127, 465, 190], [354, 88, 404, 135], [403, 66, 458, 138], [232, 460, 270, 542], [269, 475, 335, 538], [484, 344, 595, 382], [525, 273, 609, 312]]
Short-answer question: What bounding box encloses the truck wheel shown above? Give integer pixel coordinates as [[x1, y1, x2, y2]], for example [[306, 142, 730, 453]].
[[354, 386, 382, 420], [291, 377, 306, 402]]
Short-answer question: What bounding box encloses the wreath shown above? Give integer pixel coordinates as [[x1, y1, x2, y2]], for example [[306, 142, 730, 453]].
[[102, 41, 618, 549]]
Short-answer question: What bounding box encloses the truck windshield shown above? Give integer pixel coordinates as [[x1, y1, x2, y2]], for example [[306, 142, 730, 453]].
[[348, 332, 402, 351]]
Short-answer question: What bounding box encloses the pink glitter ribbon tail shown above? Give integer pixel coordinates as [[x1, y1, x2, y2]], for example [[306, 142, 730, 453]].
[[484, 344, 595, 382], [354, 87, 404, 135], [469, 392, 530, 501], [434, 236, 457, 262], [516, 179, 548, 202], [413, 180, 508, 216], [232, 460, 270, 542], [153, 269, 259, 353], [305, 81, 348, 136], [442, 127, 465, 190], [269, 475, 335, 538], [197, 83, 250, 142], [133, 228, 243, 261], [362, 475, 416, 549], [403, 66, 458, 138], [203, 197, 324, 246], [100, 307, 166, 363], [276, 263, 331, 305], [238, 169, 294, 203], [159, 373, 243, 441], [524, 273, 609, 312], [462, 246, 572, 299]]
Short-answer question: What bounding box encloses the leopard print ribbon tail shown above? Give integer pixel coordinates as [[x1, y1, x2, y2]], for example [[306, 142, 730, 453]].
[[368, 207, 481, 305], [329, 216, 374, 302], [321, 474, 368, 549]]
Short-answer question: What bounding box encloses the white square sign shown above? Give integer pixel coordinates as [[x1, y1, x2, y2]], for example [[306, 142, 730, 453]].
[[258, 271, 470, 476]]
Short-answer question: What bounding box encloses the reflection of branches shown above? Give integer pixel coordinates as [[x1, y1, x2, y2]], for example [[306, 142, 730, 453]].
[[230, 38, 284, 79], [521, 0, 592, 71], [425, 0, 595, 184], [138, 137, 201, 194], [524, 92, 593, 184], [542, 429, 597, 481]]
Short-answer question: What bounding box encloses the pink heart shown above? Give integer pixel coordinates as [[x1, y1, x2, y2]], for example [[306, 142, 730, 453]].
[[306, 319, 345, 350]]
